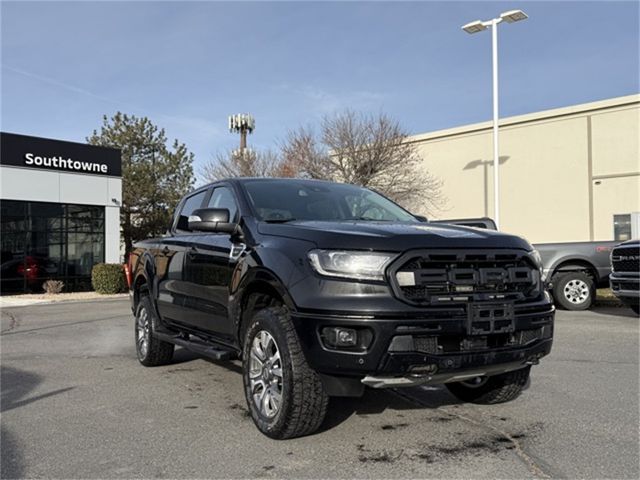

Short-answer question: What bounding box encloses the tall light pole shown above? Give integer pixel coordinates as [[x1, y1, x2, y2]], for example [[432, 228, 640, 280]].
[[462, 9, 528, 229]]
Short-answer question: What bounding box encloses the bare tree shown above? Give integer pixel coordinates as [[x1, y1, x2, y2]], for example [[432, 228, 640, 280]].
[[281, 111, 444, 214], [200, 149, 282, 182], [279, 127, 333, 179]]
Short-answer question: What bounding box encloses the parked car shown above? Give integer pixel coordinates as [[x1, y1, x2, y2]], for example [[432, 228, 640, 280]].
[[129, 178, 554, 439], [0, 253, 59, 293], [609, 239, 640, 315], [432, 218, 615, 311]]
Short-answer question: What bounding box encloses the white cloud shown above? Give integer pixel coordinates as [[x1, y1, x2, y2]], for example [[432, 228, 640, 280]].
[[276, 83, 388, 115]]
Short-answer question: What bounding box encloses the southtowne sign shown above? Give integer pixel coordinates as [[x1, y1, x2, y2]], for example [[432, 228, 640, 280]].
[[0, 132, 121, 177], [24, 152, 111, 174]]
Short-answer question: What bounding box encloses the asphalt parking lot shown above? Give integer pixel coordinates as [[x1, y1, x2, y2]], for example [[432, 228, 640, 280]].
[[1, 299, 638, 479]]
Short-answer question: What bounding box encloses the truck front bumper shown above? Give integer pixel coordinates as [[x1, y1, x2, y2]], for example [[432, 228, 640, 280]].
[[610, 273, 640, 305], [290, 296, 554, 391]]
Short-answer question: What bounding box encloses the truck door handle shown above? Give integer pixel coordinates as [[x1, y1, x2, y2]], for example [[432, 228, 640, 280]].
[[187, 246, 198, 257]]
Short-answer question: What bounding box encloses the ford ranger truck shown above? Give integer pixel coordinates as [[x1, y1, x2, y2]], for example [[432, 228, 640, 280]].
[[128, 178, 554, 439]]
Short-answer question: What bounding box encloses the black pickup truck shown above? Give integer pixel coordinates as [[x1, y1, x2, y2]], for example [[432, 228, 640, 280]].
[[129, 178, 554, 439]]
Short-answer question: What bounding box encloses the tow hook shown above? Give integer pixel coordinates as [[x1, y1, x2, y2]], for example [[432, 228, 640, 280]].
[[409, 364, 438, 375], [526, 352, 545, 365]]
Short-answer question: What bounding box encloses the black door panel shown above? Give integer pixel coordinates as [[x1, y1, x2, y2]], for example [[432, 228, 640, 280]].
[[181, 235, 235, 341], [155, 239, 188, 323]]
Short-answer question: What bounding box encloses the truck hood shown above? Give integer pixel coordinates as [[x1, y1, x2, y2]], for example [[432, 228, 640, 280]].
[[257, 220, 532, 251]]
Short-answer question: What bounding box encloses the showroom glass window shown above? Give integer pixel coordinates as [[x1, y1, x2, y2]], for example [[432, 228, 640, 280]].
[[0, 200, 105, 293]]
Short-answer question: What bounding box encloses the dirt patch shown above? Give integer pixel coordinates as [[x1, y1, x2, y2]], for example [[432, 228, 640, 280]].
[[165, 367, 197, 373], [429, 416, 454, 423], [229, 402, 251, 418], [357, 433, 528, 465], [380, 423, 409, 431]]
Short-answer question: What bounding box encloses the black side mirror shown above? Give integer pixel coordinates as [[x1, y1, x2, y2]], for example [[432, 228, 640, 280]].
[[188, 208, 237, 234], [414, 215, 428, 222]]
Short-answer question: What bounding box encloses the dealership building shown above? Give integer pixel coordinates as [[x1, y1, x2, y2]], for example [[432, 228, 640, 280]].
[[1, 132, 121, 293], [412, 94, 640, 244]]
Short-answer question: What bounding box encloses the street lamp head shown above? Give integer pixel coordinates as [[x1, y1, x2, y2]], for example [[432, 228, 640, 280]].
[[500, 9, 528, 23], [462, 20, 488, 34]]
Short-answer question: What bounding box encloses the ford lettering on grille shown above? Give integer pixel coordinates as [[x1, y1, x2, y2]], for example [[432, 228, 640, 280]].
[[389, 249, 540, 305]]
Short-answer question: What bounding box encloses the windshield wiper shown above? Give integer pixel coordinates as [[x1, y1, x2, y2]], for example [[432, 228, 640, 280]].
[[264, 218, 297, 223]]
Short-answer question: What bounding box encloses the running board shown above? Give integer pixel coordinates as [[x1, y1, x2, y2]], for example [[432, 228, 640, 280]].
[[155, 332, 238, 361]]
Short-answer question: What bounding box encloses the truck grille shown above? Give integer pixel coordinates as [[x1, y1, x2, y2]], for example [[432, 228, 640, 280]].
[[388, 249, 540, 305], [411, 325, 551, 354], [611, 246, 640, 273]]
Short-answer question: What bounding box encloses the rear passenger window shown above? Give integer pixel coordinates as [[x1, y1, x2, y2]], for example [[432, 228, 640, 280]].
[[207, 187, 238, 222], [175, 190, 207, 231]]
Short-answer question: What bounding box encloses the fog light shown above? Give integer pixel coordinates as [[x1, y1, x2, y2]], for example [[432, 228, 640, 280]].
[[322, 327, 358, 348], [338, 329, 356, 345]]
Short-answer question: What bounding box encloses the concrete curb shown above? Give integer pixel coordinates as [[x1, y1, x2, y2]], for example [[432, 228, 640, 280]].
[[0, 293, 129, 308]]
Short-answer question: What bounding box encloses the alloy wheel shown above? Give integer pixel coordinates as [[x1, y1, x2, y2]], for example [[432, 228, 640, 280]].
[[249, 330, 283, 418], [136, 307, 150, 358]]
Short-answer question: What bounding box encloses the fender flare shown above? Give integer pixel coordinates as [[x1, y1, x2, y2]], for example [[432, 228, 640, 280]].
[[548, 255, 598, 279], [230, 266, 297, 344], [132, 251, 158, 313]]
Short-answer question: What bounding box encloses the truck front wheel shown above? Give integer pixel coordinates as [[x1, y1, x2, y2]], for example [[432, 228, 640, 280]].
[[552, 271, 595, 310], [445, 366, 531, 404], [242, 306, 328, 439]]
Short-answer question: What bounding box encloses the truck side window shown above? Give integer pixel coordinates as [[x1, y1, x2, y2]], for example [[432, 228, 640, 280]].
[[175, 190, 207, 232], [207, 187, 238, 222]]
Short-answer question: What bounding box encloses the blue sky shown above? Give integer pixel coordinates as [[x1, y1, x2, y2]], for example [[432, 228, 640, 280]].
[[2, 1, 638, 179]]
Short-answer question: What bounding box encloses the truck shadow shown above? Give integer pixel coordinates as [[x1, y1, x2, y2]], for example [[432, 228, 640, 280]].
[[320, 386, 462, 432], [588, 305, 638, 318], [170, 346, 467, 432]]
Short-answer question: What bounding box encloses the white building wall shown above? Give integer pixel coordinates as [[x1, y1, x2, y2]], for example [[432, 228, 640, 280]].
[[409, 94, 640, 243], [104, 206, 121, 263]]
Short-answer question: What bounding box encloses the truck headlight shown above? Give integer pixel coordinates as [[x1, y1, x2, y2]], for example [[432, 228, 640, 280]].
[[308, 249, 396, 281], [529, 249, 543, 271], [528, 249, 544, 294]]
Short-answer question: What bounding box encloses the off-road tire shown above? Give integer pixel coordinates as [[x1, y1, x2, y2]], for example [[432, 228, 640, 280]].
[[552, 271, 595, 311], [135, 295, 174, 366], [445, 366, 531, 404], [242, 306, 329, 439]]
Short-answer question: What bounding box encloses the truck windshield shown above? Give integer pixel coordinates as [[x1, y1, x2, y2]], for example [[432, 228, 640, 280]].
[[242, 179, 418, 222]]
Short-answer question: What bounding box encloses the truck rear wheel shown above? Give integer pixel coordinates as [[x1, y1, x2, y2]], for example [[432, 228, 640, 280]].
[[552, 271, 595, 310], [135, 295, 174, 366], [242, 306, 328, 439], [445, 366, 530, 404]]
